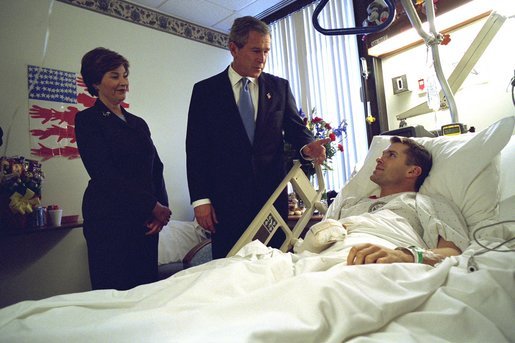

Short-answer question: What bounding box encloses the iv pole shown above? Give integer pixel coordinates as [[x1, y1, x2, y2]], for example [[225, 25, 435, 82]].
[[312, 0, 460, 123]]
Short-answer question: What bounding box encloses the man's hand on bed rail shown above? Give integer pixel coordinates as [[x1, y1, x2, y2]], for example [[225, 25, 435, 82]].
[[301, 138, 332, 164], [194, 204, 218, 233]]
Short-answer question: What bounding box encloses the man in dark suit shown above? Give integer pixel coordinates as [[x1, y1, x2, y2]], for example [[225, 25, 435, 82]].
[[186, 16, 329, 259]]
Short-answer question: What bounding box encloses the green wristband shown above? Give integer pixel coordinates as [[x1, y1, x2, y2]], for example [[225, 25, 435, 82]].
[[409, 246, 424, 264]]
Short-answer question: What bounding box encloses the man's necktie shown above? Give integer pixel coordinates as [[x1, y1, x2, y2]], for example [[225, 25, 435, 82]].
[[239, 78, 255, 143]]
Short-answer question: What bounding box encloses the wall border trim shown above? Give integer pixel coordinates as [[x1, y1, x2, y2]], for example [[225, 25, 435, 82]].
[[56, 0, 229, 50]]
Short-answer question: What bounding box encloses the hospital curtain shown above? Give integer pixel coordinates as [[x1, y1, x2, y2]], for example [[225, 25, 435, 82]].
[[267, 0, 369, 192]]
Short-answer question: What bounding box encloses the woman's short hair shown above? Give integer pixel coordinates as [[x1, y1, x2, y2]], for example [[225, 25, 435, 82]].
[[80, 47, 129, 97], [228, 16, 270, 48], [390, 136, 432, 190]]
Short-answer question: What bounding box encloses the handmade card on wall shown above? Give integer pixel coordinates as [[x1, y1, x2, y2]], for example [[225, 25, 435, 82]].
[[27, 65, 129, 161]]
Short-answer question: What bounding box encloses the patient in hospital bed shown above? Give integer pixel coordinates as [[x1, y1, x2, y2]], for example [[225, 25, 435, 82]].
[[295, 136, 469, 266]]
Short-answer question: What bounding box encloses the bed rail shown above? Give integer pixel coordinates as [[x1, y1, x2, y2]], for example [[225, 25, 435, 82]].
[[226, 160, 326, 257]]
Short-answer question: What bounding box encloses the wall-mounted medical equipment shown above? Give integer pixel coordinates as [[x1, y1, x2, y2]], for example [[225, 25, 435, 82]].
[[441, 123, 466, 136]]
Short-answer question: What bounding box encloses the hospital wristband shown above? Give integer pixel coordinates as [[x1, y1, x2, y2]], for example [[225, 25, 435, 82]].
[[408, 246, 424, 264], [395, 246, 424, 264]]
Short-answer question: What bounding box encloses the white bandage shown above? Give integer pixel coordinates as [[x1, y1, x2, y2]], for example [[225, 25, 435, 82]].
[[294, 219, 347, 253]]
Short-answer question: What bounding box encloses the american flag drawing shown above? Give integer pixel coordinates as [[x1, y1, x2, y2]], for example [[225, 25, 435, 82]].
[[28, 65, 85, 160], [28, 65, 129, 160]]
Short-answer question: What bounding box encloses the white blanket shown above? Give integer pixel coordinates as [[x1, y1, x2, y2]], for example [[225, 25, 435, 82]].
[[0, 239, 512, 342]]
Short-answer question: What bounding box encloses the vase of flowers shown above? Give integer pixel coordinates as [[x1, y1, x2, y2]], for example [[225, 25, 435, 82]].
[[0, 156, 44, 229], [284, 107, 347, 179]]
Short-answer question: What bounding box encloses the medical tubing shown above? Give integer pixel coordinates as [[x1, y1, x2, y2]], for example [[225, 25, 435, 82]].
[[425, 0, 458, 122], [467, 220, 515, 273], [472, 220, 515, 253]]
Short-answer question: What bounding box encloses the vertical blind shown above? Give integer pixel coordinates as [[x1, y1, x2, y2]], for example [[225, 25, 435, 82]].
[[266, 0, 370, 192]]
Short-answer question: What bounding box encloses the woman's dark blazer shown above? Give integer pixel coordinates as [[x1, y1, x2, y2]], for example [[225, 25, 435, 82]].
[[75, 99, 168, 224]]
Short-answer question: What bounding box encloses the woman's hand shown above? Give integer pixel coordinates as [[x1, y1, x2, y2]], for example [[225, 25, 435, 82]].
[[145, 218, 164, 235], [152, 201, 172, 225]]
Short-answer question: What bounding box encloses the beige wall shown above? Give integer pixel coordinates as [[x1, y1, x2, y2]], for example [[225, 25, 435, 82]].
[[0, 0, 231, 307], [381, 15, 515, 132]]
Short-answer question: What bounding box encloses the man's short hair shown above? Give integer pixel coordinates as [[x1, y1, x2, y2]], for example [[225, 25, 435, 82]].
[[390, 136, 432, 190], [229, 16, 270, 48]]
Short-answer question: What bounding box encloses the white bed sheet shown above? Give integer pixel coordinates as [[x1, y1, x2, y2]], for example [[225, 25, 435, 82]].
[[0, 238, 513, 343], [1, 121, 513, 342]]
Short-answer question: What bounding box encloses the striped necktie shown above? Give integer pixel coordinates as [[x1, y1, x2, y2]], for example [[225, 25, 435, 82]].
[[238, 78, 255, 143]]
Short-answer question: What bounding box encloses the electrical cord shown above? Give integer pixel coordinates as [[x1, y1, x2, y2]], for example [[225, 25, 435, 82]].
[[467, 220, 515, 272]]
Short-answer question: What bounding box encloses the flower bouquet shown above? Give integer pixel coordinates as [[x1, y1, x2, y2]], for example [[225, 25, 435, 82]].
[[0, 156, 44, 229]]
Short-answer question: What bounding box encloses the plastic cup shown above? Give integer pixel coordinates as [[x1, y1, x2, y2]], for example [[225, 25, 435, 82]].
[[48, 209, 63, 227]]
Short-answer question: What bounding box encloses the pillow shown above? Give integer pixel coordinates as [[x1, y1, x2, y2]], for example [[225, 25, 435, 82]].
[[158, 220, 208, 265], [498, 135, 515, 222], [327, 116, 515, 234], [499, 135, 515, 203]]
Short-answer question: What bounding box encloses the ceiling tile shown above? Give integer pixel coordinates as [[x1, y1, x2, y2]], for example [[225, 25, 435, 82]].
[[207, 0, 257, 12], [129, 0, 167, 8], [125, 0, 291, 33], [159, 0, 233, 27]]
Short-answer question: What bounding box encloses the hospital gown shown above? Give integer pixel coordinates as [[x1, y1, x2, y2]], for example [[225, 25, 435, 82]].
[[325, 192, 469, 253]]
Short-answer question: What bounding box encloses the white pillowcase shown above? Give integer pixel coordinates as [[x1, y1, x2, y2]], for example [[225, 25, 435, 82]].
[[158, 220, 208, 265], [327, 116, 515, 235]]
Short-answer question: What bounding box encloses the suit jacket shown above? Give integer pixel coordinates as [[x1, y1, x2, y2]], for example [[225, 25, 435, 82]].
[[186, 68, 313, 256], [75, 99, 168, 224]]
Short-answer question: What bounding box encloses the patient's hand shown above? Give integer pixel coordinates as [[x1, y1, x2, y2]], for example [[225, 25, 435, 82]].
[[347, 243, 414, 265], [194, 204, 218, 233]]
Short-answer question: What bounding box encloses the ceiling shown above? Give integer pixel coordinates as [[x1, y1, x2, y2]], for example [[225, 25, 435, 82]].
[[125, 0, 296, 33]]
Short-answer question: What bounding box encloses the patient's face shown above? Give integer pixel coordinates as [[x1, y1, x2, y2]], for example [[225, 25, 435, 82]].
[[370, 143, 411, 187]]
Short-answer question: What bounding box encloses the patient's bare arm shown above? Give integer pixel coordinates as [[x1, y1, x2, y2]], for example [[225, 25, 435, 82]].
[[347, 236, 462, 266], [347, 244, 414, 265], [422, 236, 462, 266]]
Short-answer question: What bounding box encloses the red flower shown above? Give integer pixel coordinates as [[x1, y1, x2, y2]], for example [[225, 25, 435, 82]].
[[329, 133, 336, 141], [312, 117, 323, 123], [324, 123, 332, 130], [338, 144, 344, 152]]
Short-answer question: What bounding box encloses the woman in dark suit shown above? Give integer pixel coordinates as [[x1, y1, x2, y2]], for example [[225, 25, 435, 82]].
[[75, 47, 171, 290]]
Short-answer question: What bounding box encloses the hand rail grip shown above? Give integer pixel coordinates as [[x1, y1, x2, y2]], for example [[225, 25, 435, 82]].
[[312, 0, 397, 36]]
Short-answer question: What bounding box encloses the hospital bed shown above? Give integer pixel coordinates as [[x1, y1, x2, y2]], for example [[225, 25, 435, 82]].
[[0, 115, 513, 342], [157, 159, 326, 277]]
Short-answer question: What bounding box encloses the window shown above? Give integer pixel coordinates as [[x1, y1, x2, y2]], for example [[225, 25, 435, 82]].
[[266, 0, 369, 192]]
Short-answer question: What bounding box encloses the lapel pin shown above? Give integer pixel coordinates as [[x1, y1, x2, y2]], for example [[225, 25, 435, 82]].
[[102, 111, 111, 117], [266, 93, 271, 99]]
